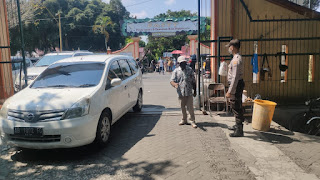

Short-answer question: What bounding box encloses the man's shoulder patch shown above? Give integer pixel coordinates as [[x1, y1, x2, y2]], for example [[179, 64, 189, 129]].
[[233, 60, 238, 65]]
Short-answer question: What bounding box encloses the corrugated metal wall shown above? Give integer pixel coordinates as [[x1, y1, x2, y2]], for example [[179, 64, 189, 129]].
[[205, 0, 320, 104]]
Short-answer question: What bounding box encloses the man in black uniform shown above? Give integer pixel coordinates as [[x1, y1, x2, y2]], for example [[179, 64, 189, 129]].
[[225, 39, 245, 137]]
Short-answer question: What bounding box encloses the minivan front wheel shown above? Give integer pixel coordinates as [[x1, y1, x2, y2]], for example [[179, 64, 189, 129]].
[[133, 90, 143, 112], [95, 112, 111, 147]]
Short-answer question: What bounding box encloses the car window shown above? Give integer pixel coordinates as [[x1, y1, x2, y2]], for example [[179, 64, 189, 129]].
[[110, 61, 123, 79], [26, 59, 31, 67], [31, 62, 105, 88], [127, 59, 138, 74], [118, 60, 132, 79], [74, 53, 93, 57], [35, 55, 72, 67], [12, 62, 20, 71], [106, 61, 123, 88], [11, 58, 31, 70]]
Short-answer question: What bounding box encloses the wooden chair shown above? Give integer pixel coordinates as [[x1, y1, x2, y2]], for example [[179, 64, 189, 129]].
[[207, 83, 228, 116]]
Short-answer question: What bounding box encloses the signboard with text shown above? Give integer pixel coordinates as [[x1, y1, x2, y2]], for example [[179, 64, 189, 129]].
[[163, 52, 173, 57], [121, 17, 206, 37]]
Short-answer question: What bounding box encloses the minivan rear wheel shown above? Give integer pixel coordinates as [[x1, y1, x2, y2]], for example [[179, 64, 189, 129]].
[[133, 91, 143, 112], [95, 111, 111, 147]]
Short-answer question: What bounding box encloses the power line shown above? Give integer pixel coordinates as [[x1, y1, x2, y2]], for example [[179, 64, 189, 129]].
[[24, 16, 76, 22], [126, 0, 154, 8]]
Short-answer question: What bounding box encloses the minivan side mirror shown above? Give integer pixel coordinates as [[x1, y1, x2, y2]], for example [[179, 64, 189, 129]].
[[111, 78, 122, 87]]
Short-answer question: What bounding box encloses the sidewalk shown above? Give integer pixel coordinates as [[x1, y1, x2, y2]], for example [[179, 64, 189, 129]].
[[213, 113, 319, 180], [143, 73, 320, 179]]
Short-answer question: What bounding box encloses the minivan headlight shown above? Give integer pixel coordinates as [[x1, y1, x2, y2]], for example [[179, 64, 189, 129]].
[[61, 98, 90, 120]]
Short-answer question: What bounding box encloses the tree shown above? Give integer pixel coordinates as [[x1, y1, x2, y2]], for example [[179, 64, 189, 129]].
[[139, 40, 146, 47], [154, 10, 197, 19], [100, 0, 130, 50], [303, 0, 320, 10], [146, 10, 198, 61], [8, 0, 129, 55], [93, 16, 113, 50]]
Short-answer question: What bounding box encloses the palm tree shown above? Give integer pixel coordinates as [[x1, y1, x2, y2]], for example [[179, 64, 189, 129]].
[[93, 16, 113, 51]]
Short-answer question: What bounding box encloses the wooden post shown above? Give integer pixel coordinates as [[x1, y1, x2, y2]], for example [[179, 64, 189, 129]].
[[0, 0, 14, 105]]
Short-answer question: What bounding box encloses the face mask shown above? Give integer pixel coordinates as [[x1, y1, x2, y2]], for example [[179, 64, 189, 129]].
[[228, 48, 233, 55], [180, 62, 186, 69]]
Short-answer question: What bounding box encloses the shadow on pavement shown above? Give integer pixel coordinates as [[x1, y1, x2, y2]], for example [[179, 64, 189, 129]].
[[2, 105, 176, 179], [244, 131, 300, 144], [269, 127, 295, 136], [197, 122, 229, 132]]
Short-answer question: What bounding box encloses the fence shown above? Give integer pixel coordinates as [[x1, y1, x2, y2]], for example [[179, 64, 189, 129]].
[[0, 0, 27, 105], [201, 0, 320, 105]]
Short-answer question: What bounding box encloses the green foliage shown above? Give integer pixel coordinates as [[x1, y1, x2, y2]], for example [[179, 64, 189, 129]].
[[139, 40, 146, 47], [303, 0, 320, 10], [154, 10, 197, 19], [146, 10, 198, 61], [8, 0, 129, 54]]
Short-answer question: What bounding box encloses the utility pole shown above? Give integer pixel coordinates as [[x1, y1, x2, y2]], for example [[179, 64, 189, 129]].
[[58, 12, 62, 51], [34, 3, 63, 51], [309, 0, 311, 9]]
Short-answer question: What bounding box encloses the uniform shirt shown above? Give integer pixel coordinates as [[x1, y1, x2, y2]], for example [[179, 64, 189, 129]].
[[171, 66, 195, 97], [228, 53, 244, 94]]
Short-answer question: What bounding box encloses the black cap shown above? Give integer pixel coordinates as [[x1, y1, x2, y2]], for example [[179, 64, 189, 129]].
[[226, 39, 240, 49]]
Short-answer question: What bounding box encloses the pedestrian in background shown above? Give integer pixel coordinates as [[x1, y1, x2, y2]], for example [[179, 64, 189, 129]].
[[164, 58, 168, 72], [158, 58, 165, 75], [172, 57, 177, 71], [170, 56, 197, 128], [225, 39, 245, 137], [152, 59, 156, 72], [168, 58, 173, 72]]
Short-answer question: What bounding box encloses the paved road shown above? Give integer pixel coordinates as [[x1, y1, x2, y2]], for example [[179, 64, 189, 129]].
[[0, 73, 255, 180]]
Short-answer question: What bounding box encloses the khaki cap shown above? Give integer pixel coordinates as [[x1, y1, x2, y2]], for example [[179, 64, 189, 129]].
[[225, 39, 240, 49]]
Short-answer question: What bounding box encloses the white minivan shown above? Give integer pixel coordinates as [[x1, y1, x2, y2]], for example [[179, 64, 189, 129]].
[[11, 56, 34, 84], [14, 51, 93, 91], [0, 55, 143, 149]]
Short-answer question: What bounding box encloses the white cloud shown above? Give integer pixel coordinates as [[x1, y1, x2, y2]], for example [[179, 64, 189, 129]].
[[165, 0, 176, 5], [132, 10, 148, 18]]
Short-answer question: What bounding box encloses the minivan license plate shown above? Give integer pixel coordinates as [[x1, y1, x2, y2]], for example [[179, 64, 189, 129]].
[[14, 127, 43, 137]]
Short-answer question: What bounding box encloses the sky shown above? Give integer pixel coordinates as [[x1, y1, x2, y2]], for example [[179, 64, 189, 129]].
[[102, 0, 319, 43], [103, 0, 201, 18], [102, 0, 208, 43], [103, 0, 320, 19]]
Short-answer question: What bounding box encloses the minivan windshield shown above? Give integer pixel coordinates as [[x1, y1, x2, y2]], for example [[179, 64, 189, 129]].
[[35, 55, 72, 67], [31, 62, 105, 88]]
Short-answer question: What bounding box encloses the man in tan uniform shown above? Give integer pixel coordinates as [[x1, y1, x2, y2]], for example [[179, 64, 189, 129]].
[[225, 39, 245, 137]]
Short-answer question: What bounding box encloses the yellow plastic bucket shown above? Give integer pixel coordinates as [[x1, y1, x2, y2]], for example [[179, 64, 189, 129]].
[[252, 100, 277, 132]]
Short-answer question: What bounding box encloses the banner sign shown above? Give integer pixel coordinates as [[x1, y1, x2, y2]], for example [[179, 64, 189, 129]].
[[121, 17, 206, 37], [163, 52, 173, 57]]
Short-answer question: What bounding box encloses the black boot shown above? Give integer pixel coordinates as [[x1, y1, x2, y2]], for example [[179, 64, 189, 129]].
[[228, 125, 237, 131], [229, 124, 244, 137]]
